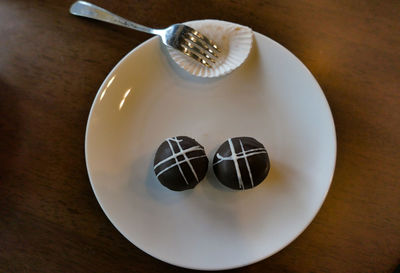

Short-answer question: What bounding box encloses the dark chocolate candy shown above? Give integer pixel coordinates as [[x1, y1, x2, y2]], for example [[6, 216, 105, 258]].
[[153, 136, 208, 191], [213, 137, 270, 190]]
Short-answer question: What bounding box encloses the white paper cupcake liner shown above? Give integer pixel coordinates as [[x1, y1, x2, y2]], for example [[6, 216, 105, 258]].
[[167, 19, 253, 78]]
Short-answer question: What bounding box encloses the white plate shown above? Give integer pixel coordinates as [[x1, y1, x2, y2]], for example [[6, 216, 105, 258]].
[[85, 30, 336, 270]]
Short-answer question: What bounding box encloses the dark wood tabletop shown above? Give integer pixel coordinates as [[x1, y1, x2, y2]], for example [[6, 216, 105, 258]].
[[1, 0, 399, 272]]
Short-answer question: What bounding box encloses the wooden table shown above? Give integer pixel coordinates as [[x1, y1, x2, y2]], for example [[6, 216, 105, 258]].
[[1, 1, 399, 272]]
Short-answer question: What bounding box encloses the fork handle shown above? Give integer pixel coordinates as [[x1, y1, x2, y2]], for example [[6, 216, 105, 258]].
[[70, 1, 159, 35]]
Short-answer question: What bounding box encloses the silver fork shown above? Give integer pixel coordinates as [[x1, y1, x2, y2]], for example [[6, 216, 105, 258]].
[[69, 1, 220, 67]]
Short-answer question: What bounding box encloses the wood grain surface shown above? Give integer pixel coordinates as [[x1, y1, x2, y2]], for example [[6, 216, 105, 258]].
[[1, 0, 399, 272]]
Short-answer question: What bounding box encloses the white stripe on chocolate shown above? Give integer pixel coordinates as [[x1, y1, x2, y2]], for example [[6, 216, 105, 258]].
[[165, 138, 189, 184], [156, 154, 207, 178], [228, 138, 244, 189], [173, 137, 200, 182], [240, 140, 254, 187], [213, 148, 267, 165], [154, 144, 204, 170]]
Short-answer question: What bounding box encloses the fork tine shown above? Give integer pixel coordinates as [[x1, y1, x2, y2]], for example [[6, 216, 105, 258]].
[[185, 32, 220, 58], [187, 29, 221, 53], [178, 44, 212, 67], [182, 38, 216, 63]]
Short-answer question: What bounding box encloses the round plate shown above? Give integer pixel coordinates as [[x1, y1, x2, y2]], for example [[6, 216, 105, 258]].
[[85, 31, 336, 270]]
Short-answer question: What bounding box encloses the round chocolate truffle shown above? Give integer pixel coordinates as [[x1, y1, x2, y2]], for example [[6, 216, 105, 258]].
[[213, 137, 270, 190], [153, 136, 208, 191]]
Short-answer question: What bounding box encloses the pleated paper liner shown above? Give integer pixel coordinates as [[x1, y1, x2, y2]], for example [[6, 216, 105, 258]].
[[168, 19, 253, 78]]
